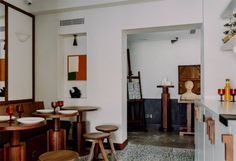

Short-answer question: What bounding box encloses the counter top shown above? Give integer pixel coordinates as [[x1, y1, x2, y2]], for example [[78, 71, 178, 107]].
[[196, 99, 236, 115], [196, 99, 236, 126]]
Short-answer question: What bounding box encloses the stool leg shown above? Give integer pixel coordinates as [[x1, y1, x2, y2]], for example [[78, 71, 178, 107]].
[[98, 139, 109, 161], [108, 136, 118, 161], [87, 141, 96, 161]]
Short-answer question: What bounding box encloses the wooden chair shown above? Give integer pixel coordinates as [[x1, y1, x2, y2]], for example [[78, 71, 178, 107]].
[[38, 150, 78, 161]]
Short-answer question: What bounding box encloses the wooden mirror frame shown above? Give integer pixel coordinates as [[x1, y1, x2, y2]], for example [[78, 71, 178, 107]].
[[0, 1, 35, 105]]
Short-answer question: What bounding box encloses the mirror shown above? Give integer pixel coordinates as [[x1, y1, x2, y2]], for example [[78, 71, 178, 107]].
[[0, 3, 5, 101], [0, 1, 34, 103], [8, 7, 33, 101]]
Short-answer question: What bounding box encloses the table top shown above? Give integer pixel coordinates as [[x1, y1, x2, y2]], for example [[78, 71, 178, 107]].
[[0, 120, 46, 131], [157, 85, 174, 88], [196, 99, 236, 116], [62, 106, 99, 112], [32, 112, 77, 119]]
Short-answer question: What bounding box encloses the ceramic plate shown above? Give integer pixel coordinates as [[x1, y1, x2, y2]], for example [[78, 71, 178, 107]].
[[36, 109, 54, 114], [58, 110, 77, 115], [0, 116, 16, 122], [17, 117, 44, 124]]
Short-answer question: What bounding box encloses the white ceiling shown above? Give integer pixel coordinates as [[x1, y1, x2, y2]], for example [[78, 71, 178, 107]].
[[29, 0, 160, 15]]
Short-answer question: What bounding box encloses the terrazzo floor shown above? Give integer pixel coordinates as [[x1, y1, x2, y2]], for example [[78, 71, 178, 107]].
[[77, 129, 195, 161]]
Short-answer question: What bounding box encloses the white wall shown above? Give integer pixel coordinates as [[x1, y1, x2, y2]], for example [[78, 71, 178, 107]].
[[8, 8, 32, 100], [128, 30, 201, 99], [35, 14, 59, 105], [35, 0, 202, 143], [203, 0, 236, 99], [63, 35, 87, 99]]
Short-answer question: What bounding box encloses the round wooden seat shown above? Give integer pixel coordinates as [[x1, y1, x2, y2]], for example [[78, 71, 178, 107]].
[[39, 150, 78, 161], [95, 125, 119, 133], [83, 132, 110, 140]]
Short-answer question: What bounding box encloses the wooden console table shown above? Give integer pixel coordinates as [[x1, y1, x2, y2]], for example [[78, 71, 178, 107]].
[[157, 85, 174, 132]]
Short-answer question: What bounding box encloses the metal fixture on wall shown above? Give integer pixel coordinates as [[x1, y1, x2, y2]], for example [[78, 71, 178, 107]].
[[73, 35, 78, 46], [15, 32, 31, 42], [171, 37, 178, 44]]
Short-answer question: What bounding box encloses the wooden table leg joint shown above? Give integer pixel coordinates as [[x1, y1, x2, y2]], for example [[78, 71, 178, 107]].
[[222, 134, 233, 161]]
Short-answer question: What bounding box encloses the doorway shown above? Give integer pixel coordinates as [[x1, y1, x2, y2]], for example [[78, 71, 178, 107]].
[[124, 24, 202, 149]]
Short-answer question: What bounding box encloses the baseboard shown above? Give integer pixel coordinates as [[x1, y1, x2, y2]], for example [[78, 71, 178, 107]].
[[114, 139, 128, 150]]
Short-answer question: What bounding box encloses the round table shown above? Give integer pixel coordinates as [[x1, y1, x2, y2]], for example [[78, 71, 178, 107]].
[[62, 106, 98, 155], [33, 112, 77, 151], [0, 119, 46, 161]]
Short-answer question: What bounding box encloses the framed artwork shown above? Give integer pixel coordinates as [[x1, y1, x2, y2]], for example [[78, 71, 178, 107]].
[[68, 55, 87, 81], [178, 65, 201, 95], [0, 59, 5, 81], [128, 81, 141, 100]]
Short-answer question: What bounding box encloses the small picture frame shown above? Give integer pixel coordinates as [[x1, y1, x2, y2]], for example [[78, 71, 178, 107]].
[[68, 55, 87, 81]]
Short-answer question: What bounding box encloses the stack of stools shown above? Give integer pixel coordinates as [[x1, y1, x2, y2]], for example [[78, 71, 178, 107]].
[[83, 125, 118, 161], [39, 150, 78, 161], [95, 125, 119, 161]]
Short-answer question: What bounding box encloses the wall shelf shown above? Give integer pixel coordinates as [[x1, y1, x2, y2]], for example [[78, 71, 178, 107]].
[[221, 35, 236, 52]]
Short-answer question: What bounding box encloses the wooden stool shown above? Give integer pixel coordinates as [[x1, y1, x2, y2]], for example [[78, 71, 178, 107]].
[[39, 150, 78, 161], [95, 125, 118, 161], [95, 125, 119, 133], [84, 132, 115, 161]]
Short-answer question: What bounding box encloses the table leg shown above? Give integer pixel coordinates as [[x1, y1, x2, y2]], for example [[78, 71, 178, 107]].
[[160, 92, 172, 131], [4, 131, 25, 161], [179, 103, 194, 136], [47, 129, 66, 151], [73, 121, 86, 155], [187, 103, 192, 132]]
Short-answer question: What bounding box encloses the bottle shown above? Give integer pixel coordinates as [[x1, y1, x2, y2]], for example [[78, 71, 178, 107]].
[[224, 79, 232, 101]]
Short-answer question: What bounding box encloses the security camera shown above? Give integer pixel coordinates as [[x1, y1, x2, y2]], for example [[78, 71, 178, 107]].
[[24, 0, 32, 5]]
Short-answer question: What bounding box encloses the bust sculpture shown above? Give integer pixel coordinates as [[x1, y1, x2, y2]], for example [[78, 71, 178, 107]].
[[180, 80, 199, 100]]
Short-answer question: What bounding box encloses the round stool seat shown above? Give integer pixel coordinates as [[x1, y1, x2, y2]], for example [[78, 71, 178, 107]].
[[83, 132, 110, 140], [39, 150, 78, 161], [95, 125, 119, 133]]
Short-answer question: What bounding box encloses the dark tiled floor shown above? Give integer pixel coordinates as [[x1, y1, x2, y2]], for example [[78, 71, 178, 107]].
[[128, 128, 194, 149]]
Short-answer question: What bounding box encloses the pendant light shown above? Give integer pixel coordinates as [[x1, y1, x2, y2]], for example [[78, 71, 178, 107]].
[[73, 35, 78, 46]]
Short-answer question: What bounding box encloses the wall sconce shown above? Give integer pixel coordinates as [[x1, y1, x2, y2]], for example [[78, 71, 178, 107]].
[[171, 37, 178, 44], [15, 32, 31, 42], [73, 35, 78, 46]]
